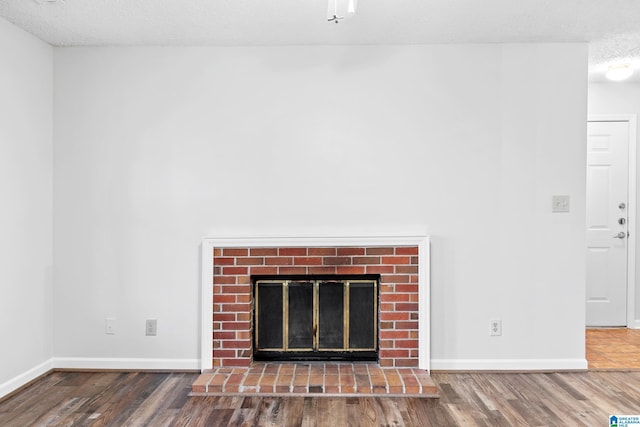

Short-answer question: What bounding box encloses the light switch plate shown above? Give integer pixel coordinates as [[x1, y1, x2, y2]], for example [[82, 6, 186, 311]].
[[552, 195, 570, 213]]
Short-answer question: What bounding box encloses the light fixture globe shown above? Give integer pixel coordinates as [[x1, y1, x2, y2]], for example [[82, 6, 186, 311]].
[[606, 64, 634, 81]]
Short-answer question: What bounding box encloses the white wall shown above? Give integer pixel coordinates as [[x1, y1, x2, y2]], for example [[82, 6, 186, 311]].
[[0, 18, 53, 394], [53, 44, 588, 369], [588, 83, 640, 328]]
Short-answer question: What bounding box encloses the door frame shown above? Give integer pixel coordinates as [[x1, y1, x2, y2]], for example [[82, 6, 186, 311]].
[[588, 114, 638, 328]]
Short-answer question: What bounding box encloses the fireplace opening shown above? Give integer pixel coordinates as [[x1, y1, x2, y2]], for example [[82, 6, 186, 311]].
[[253, 275, 379, 362]]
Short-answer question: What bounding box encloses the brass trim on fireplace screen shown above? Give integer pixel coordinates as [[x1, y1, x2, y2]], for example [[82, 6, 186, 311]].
[[254, 279, 378, 353]]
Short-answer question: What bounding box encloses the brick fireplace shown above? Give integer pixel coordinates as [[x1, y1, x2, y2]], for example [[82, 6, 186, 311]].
[[200, 236, 430, 372]]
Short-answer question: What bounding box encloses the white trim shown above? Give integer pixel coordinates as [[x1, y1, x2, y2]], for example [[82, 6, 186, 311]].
[[418, 238, 430, 371], [630, 319, 640, 329], [201, 234, 431, 372], [588, 115, 637, 328], [431, 358, 588, 371], [0, 359, 54, 400], [201, 239, 214, 372], [52, 357, 200, 371]]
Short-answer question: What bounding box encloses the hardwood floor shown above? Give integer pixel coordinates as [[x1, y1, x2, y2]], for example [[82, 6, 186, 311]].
[[2, 370, 640, 426], [586, 328, 640, 369]]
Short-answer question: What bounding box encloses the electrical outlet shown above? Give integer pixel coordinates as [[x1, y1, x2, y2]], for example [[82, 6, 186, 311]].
[[490, 319, 502, 336], [105, 317, 115, 335], [146, 319, 157, 336]]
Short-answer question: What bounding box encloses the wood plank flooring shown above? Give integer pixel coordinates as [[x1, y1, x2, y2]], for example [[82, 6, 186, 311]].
[[586, 328, 640, 369], [2, 370, 640, 426]]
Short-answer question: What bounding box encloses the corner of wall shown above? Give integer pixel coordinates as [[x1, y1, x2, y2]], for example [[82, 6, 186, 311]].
[[0, 359, 54, 401]]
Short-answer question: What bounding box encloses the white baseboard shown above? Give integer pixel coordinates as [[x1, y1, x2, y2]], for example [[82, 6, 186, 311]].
[[52, 357, 200, 371], [630, 320, 640, 329], [431, 358, 588, 371], [1, 356, 589, 399], [0, 359, 54, 400]]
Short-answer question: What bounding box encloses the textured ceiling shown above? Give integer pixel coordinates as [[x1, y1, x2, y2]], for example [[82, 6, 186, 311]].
[[1, 0, 639, 82]]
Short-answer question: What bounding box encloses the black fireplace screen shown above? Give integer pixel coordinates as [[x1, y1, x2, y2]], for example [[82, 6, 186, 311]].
[[254, 278, 378, 361]]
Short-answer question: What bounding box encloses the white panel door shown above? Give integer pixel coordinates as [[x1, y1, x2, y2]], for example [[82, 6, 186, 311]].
[[586, 121, 629, 326]]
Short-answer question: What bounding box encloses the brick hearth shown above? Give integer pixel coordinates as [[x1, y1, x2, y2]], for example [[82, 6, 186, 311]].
[[192, 362, 438, 397]]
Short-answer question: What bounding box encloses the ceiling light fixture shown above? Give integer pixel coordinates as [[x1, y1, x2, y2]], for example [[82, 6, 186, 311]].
[[328, 0, 357, 23], [605, 64, 634, 81]]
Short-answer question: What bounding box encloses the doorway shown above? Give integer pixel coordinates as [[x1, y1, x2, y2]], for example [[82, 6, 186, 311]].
[[586, 116, 637, 328]]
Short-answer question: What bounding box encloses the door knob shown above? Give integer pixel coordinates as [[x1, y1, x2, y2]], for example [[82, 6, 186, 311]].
[[619, 202, 626, 210], [613, 231, 626, 239], [619, 218, 627, 225]]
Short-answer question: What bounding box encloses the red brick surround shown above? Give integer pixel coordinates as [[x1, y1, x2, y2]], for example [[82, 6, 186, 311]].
[[212, 246, 419, 368]]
